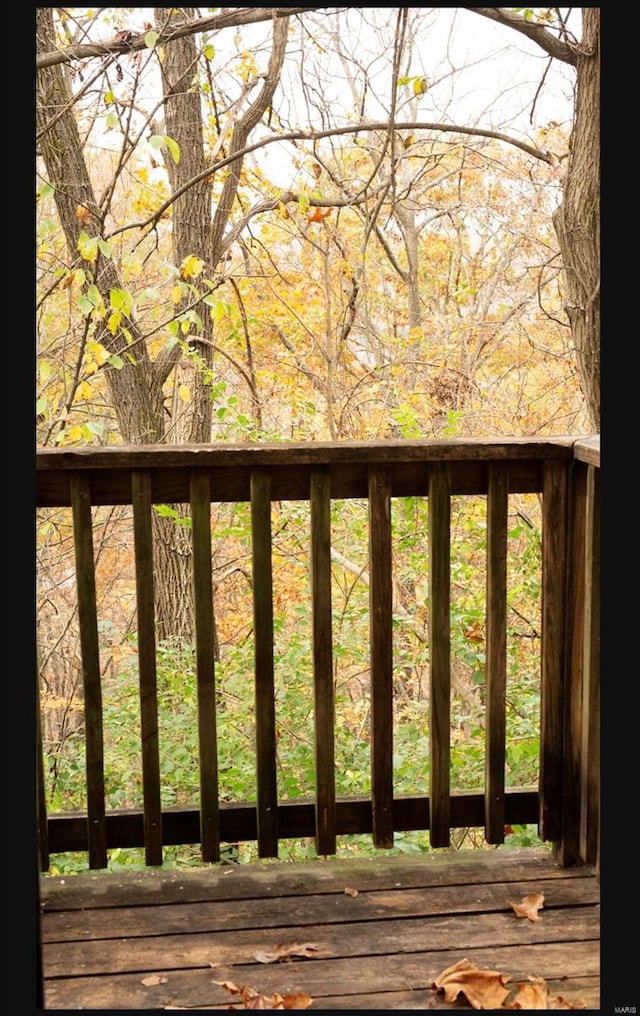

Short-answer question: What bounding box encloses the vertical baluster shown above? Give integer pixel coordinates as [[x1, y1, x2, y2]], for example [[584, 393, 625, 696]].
[[36, 639, 49, 872], [429, 464, 451, 847], [70, 473, 107, 869], [311, 468, 336, 855], [190, 471, 219, 862], [559, 458, 588, 865], [484, 465, 508, 844], [539, 460, 568, 847], [369, 465, 394, 848], [581, 464, 600, 867], [251, 469, 278, 857], [131, 471, 163, 866]]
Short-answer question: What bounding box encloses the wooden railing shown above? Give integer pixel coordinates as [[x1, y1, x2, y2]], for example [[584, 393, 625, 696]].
[[36, 436, 600, 871]]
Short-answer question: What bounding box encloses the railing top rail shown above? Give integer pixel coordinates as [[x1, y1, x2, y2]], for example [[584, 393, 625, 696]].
[[572, 435, 600, 468], [37, 435, 589, 474]]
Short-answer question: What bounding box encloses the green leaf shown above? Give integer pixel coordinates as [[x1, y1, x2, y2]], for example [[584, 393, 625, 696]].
[[145, 30, 159, 49], [77, 232, 99, 262], [164, 135, 180, 164], [107, 354, 125, 369], [203, 297, 230, 321], [86, 285, 102, 308], [105, 111, 119, 130], [203, 43, 215, 60], [98, 238, 112, 258], [149, 133, 180, 164], [39, 182, 54, 201], [110, 288, 134, 316]]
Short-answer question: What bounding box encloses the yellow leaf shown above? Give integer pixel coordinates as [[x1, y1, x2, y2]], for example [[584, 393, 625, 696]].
[[86, 340, 111, 366], [107, 310, 122, 335], [178, 384, 191, 403], [66, 425, 87, 443], [179, 254, 205, 280]]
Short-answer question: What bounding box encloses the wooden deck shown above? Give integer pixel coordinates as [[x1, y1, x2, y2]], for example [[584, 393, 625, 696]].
[[40, 848, 599, 1010]]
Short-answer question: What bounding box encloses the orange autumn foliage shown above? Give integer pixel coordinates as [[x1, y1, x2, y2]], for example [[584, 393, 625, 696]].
[[306, 207, 332, 224]]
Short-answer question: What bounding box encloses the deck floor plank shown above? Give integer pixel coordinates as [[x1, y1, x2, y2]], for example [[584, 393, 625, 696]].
[[41, 848, 599, 1010]]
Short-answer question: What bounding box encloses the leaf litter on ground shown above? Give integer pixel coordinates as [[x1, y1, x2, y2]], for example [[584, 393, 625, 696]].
[[431, 958, 587, 1009], [213, 979, 313, 1009], [253, 941, 320, 964], [507, 892, 545, 921]]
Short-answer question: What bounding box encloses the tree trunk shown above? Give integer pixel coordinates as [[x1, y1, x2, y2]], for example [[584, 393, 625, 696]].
[[151, 8, 219, 648], [37, 7, 198, 645], [36, 8, 165, 443], [154, 6, 216, 444], [553, 8, 600, 429]]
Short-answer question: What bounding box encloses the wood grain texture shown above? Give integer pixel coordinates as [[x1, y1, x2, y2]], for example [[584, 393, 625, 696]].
[[250, 470, 278, 857], [131, 470, 163, 866], [190, 471, 220, 862], [70, 472, 107, 870], [41, 849, 599, 1011]]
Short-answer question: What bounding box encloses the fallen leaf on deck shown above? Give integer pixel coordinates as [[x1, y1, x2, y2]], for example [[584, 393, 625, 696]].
[[431, 958, 511, 1009], [213, 980, 313, 1009], [344, 886, 358, 897], [505, 975, 587, 1009], [431, 962, 587, 1009], [141, 974, 168, 986], [254, 941, 320, 963], [507, 893, 545, 921]]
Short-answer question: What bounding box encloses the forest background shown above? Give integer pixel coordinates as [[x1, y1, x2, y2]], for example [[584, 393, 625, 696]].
[[35, 8, 600, 870]]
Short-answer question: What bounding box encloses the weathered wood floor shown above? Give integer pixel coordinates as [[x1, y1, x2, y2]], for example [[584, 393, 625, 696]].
[[40, 847, 599, 1010]]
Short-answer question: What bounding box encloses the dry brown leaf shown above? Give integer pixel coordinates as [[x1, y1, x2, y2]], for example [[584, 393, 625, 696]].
[[508, 893, 545, 921], [549, 996, 587, 1009], [504, 976, 550, 1009], [213, 981, 313, 1010], [254, 941, 320, 964], [141, 974, 168, 986], [431, 958, 511, 1009], [344, 886, 358, 897], [431, 965, 587, 1010], [75, 204, 92, 226], [505, 976, 587, 1009]]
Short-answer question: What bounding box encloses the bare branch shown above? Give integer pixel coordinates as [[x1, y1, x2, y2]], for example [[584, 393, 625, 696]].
[[210, 13, 290, 263], [109, 119, 556, 241], [464, 8, 579, 64], [36, 8, 329, 69]]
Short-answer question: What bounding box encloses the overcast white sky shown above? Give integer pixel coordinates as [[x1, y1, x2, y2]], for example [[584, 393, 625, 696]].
[[79, 7, 577, 187]]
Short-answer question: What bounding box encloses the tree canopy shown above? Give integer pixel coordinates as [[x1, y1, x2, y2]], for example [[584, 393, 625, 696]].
[[37, 7, 599, 642]]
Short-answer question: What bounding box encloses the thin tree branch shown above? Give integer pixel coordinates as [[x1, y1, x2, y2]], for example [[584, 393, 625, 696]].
[[109, 119, 556, 241], [36, 8, 328, 69], [463, 8, 580, 64]]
